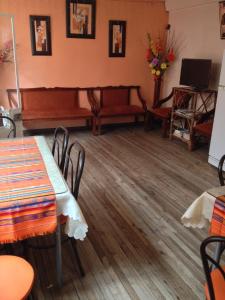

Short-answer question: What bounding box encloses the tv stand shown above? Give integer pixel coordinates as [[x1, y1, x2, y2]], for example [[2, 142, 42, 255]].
[[169, 87, 217, 151]]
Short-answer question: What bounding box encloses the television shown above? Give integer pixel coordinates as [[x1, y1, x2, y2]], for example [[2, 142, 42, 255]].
[[179, 58, 212, 90]]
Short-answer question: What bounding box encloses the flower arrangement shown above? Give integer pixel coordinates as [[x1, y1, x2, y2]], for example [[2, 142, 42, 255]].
[[146, 33, 175, 79], [0, 40, 13, 64]]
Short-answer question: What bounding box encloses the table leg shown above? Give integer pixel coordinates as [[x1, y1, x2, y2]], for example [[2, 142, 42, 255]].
[[56, 217, 62, 288]]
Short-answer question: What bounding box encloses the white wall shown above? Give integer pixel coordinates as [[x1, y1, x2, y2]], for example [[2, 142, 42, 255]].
[[163, 0, 224, 97]]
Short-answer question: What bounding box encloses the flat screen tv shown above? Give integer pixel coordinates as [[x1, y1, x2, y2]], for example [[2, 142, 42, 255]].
[[179, 58, 212, 90]]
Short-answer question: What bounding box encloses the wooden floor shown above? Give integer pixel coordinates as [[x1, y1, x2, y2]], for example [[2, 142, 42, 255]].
[[28, 126, 219, 299]]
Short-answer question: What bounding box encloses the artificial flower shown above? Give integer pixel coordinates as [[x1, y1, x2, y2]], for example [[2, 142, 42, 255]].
[[0, 40, 13, 64], [161, 63, 167, 70], [146, 49, 151, 60], [152, 57, 159, 66], [146, 33, 176, 78], [167, 48, 175, 62]]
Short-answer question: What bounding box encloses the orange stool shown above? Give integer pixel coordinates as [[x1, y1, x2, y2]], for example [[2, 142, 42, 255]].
[[0, 255, 34, 300]]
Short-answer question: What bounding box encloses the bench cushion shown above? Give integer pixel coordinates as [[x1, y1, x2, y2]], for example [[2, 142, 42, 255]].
[[150, 107, 172, 119], [194, 121, 213, 138], [22, 109, 92, 121], [99, 105, 144, 117]]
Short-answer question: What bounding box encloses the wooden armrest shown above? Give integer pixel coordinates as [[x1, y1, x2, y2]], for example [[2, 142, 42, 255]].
[[136, 87, 147, 112], [153, 89, 174, 108], [87, 89, 100, 116]]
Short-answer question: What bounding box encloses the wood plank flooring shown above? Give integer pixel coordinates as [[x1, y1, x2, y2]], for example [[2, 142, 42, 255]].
[[26, 127, 219, 299]]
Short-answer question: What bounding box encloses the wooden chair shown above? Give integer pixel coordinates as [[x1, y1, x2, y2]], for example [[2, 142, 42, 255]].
[[147, 88, 191, 137], [63, 141, 86, 276], [0, 255, 34, 300], [25, 139, 85, 287], [52, 126, 69, 171], [200, 236, 225, 300], [0, 115, 16, 138], [192, 109, 215, 149]]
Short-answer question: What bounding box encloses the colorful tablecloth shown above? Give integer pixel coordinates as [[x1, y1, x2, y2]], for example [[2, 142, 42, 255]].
[[210, 194, 225, 236], [0, 137, 56, 243]]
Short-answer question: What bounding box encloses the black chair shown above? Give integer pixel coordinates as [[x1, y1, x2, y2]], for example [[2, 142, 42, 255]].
[[218, 155, 225, 186], [52, 126, 69, 171], [63, 141, 85, 276], [200, 236, 225, 300], [0, 115, 16, 138]]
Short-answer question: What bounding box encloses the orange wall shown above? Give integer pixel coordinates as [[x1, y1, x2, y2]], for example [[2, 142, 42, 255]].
[[0, 0, 168, 107]]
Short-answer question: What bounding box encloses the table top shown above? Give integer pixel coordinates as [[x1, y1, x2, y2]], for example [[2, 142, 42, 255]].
[[0, 136, 88, 241]]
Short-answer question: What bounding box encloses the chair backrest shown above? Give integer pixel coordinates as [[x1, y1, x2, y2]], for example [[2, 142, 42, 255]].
[[100, 87, 130, 108], [63, 141, 85, 199], [0, 115, 16, 138], [218, 154, 225, 186], [52, 126, 69, 171], [20, 88, 79, 112], [200, 236, 225, 300]]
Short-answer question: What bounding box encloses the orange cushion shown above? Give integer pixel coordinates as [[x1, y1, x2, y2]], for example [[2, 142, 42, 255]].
[[194, 121, 213, 138], [0, 255, 34, 300], [150, 107, 172, 119], [22, 108, 92, 120], [99, 105, 144, 117], [205, 266, 225, 300]]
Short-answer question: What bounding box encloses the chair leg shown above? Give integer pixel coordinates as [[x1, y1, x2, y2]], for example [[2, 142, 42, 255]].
[[147, 112, 155, 131], [92, 117, 97, 135], [98, 118, 102, 135], [162, 119, 169, 138], [55, 219, 63, 288], [70, 238, 85, 277]]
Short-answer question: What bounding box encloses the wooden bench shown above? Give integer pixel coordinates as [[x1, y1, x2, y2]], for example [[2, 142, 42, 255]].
[[20, 87, 93, 132], [87, 86, 147, 135]]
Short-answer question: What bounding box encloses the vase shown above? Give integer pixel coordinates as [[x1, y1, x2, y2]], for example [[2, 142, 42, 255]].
[[152, 76, 162, 108]]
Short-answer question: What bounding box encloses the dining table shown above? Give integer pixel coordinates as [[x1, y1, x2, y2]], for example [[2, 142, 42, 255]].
[[181, 185, 225, 261], [0, 135, 88, 286]]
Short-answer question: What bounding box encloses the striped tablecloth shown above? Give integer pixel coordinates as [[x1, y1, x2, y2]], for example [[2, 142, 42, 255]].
[[210, 194, 225, 236], [0, 137, 57, 243]]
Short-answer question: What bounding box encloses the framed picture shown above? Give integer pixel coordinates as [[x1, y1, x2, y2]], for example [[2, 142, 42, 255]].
[[109, 20, 126, 57], [66, 0, 96, 39], [30, 15, 52, 55], [219, 1, 225, 39]]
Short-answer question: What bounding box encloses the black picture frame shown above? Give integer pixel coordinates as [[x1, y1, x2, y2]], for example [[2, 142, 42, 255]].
[[30, 15, 52, 56], [66, 0, 96, 39], [109, 20, 126, 58], [219, 1, 225, 39]]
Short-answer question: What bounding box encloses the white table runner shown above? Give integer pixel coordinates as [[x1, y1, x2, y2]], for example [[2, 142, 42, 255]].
[[181, 185, 225, 229], [35, 136, 88, 240]]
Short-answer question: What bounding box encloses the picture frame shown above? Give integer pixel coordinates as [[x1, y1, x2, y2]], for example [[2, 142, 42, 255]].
[[29, 15, 52, 56], [66, 0, 96, 39], [219, 1, 225, 39], [109, 20, 126, 57]]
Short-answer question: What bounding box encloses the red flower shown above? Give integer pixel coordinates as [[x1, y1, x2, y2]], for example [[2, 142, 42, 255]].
[[167, 48, 175, 62], [146, 48, 151, 61]]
